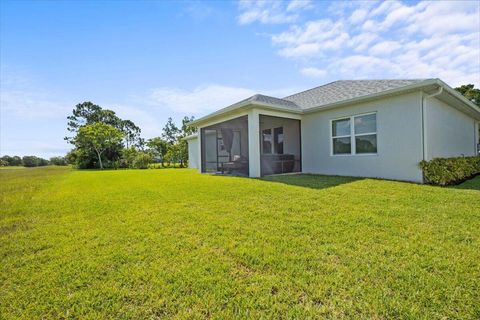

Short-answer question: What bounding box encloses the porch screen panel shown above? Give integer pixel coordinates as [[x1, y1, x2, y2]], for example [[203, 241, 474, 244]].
[[202, 129, 218, 172]]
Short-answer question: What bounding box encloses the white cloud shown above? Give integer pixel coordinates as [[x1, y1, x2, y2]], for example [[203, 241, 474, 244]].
[[369, 41, 401, 56], [248, 0, 480, 87], [349, 8, 369, 24], [149, 85, 257, 114], [110, 104, 163, 138], [147, 84, 301, 116], [287, 0, 313, 12], [237, 0, 313, 25], [278, 43, 321, 58], [300, 67, 327, 78], [0, 89, 70, 119], [238, 0, 297, 25]]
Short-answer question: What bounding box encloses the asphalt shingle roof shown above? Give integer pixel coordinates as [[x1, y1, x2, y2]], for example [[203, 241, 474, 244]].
[[283, 79, 428, 109], [248, 94, 300, 109]]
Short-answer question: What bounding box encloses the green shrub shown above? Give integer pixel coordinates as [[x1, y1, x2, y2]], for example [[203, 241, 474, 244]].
[[21, 156, 49, 167], [121, 147, 138, 168], [49, 156, 67, 166], [420, 156, 480, 186], [132, 153, 152, 169]]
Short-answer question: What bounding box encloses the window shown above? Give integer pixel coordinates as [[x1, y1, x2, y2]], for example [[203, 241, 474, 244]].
[[262, 129, 272, 154], [273, 127, 284, 154], [332, 118, 351, 154], [354, 114, 377, 154], [331, 113, 377, 155]]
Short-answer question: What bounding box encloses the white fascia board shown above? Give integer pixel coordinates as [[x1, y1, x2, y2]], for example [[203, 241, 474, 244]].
[[182, 134, 198, 141]]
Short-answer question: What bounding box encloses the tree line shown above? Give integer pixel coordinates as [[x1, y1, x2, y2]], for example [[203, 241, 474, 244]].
[[0, 155, 67, 167], [65, 101, 196, 169]]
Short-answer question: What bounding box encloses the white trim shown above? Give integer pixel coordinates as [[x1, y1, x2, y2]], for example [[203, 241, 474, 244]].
[[183, 133, 198, 141], [330, 112, 378, 156], [257, 109, 302, 120], [198, 111, 249, 130]]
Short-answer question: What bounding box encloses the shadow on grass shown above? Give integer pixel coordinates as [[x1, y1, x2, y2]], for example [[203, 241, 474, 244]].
[[451, 175, 480, 191], [260, 173, 363, 190]]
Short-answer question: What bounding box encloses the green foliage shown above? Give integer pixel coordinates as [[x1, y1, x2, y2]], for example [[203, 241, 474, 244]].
[[1, 155, 23, 166], [119, 119, 141, 148], [420, 156, 480, 186], [132, 152, 153, 169], [148, 116, 195, 168], [66, 102, 142, 168], [161, 117, 180, 144], [21, 155, 50, 167], [164, 143, 182, 167], [455, 84, 480, 106], [49, 156, 68, 166], [65, 107, 196, 170], [11, 156, 22, 166], [119, 147, 137, 168], [176, 139, 189, 167], [178, 116, 196, 167], [181, 115, 197, 136], [65, 148, 96, 169], [0, 159, 8, 166], [147, 163, 182, 169], [75, 123, 124, 169], [146, 137, 168, 166], [0, 168, 479, 318]]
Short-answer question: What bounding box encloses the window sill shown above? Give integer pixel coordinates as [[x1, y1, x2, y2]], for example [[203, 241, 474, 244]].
[[331, 153, 378, 157]]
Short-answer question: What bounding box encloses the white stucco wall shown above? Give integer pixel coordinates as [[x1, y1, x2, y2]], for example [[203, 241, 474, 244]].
[[425, 97, 477, 159], [301, 92, 425, 182], [187, 137, 199, 169]]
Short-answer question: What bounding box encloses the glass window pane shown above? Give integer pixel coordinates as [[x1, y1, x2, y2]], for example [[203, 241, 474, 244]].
[[356, 134, 377, 153], [274, 127, 284, 154], [262, 129, 272, 154], [354, 114, 376, 134], [333, 137, 351, 154], [332, 118, 350, 136]]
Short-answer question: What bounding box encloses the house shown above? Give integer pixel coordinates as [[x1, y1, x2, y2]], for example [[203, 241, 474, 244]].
[[185, 79, 480, 183]]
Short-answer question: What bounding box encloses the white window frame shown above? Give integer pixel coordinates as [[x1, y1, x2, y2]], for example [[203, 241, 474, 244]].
[[330, 112, 378, 156]]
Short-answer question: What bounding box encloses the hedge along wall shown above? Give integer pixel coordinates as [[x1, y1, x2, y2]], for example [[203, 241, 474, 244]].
[[419, 156, 480, 186]]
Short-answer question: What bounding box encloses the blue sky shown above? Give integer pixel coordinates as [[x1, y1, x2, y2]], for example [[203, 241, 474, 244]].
[[1, 0, 479, 158]]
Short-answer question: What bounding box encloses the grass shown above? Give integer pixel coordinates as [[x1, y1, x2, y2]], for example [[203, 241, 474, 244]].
[[1, 167, 479, 319]]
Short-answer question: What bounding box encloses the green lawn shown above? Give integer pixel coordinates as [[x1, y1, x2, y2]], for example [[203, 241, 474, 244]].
[[1, 167, 479, 319]]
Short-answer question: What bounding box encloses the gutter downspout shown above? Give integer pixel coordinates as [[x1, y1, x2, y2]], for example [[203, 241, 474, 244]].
[[421, 86, 443, 162]]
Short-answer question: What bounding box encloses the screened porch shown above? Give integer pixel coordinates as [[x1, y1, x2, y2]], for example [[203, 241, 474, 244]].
[[200, 116, 249, 176]]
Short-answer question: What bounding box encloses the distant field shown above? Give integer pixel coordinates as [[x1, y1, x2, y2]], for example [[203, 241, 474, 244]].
[[1, 167, 479, 319]]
